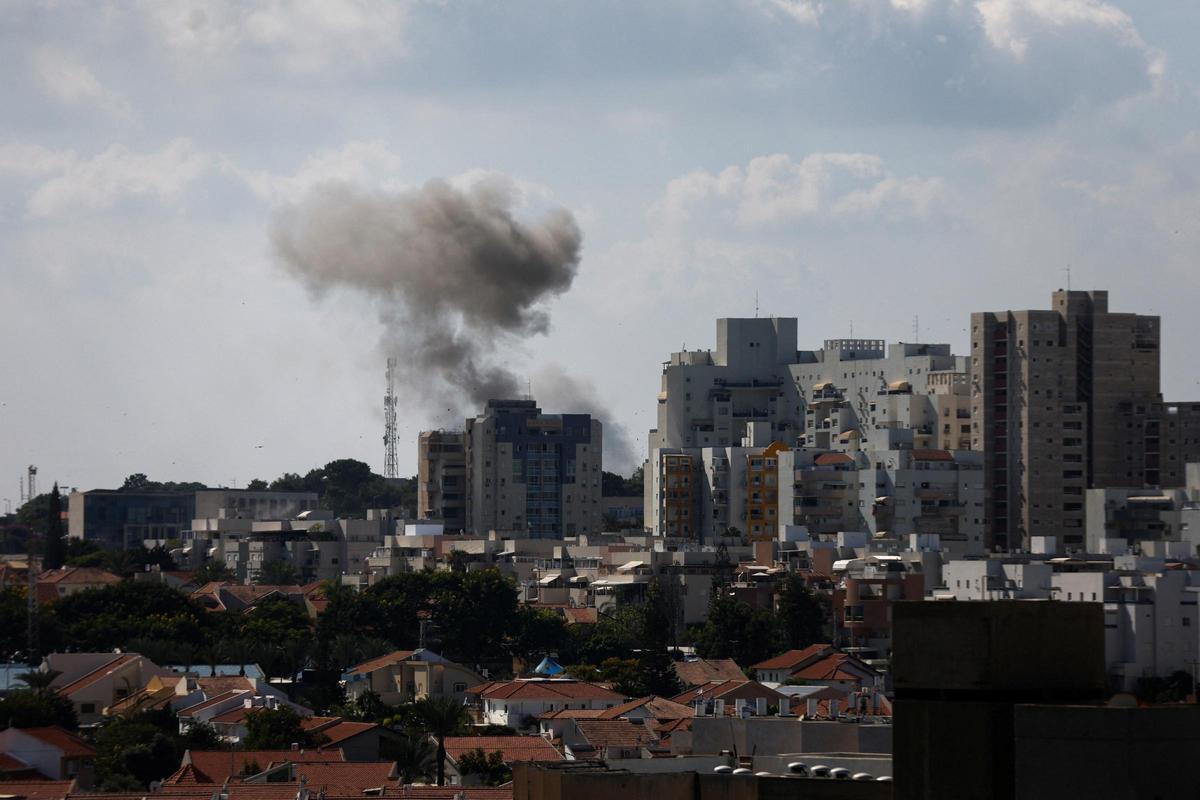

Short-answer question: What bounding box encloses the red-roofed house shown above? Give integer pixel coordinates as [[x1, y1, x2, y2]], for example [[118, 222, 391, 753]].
[[750, 645, 838, 684], [466, 679, 625, 729], [670, 680, 787, 716], [0, 780, 75, 800], [671, 658, 746, 688], [168, 749, 343, 786], [560, 719, 658, 760], [43, 653, 173, 727], [35, 568, 121, 604], [0, 728, 95, 787], [241, 760, 399, 795], [443, 736, 562, 785]]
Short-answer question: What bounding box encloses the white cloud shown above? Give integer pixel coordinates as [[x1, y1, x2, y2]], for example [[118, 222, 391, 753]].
[[653, 152, 946, 228], [31, 46, 130, 118], [141, 0, 412, 70], [25, 139, 211, 217], [0, 143, 79, 178], [975, 0, 1147, 62], [229, 140, 407, 205]]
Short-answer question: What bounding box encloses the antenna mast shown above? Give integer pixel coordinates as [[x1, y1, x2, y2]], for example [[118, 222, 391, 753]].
[[383, 358, 398, 479], [25, 466, 37, 503]]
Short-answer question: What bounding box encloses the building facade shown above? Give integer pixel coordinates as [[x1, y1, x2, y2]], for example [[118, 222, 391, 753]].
[[417, 430, 467, 532], [971, 290, 1167, 551], [465, 400, 603, 539]]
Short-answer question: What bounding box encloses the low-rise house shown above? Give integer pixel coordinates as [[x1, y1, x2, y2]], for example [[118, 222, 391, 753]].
[[35, 568, 122, 604], [166, 749, 343, 785], [304, 717, 390, 761], [0, 728, 95, 786], [43, 653, 173, 727], [750, 645, 839, 684], [189, 582, 306, 613], [670, 680, 788, 717], [239, 760, 400, 794], [184, 694, 312, 743], [342, 649, 483, 707], [559, 719, 659, 760], [672, 658, 746, 688], [466, 679, 625, 729], [443, 736, 563, 785], [0, 780, 75, 800]]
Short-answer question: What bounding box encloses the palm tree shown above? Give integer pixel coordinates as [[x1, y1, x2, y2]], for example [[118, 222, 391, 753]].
[[386, 731, 436, 784], [17, 668, 61, 696], [412, 695, 467, 786]]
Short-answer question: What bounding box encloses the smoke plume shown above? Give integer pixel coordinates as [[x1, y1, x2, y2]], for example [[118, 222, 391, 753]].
[[272, 175, 579, 406], [271, 174, 637, 473]]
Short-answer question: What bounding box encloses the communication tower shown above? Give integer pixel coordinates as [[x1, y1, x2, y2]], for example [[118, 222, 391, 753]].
[[383, 358, 398, 479]]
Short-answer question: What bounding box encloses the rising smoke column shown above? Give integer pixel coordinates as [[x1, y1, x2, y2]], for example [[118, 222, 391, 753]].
[[271, 175, 580, 407], [271, 175, 638, 473]]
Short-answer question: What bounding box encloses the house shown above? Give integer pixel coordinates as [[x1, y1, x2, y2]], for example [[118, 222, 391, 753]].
[[672, 658, 746, 688], [670, 680, 788, 716], [749, 645, 838, 684], [42, 653, 173, 727], [466, 679, 625, 729], [559, 719, 658, 760], [596, 696, 694, 722], [0, 728, 94, 786], [239, 760, 400, 794], [342, 649, 484, 707], [34, 568, 121, 604], [166, 749, 343, 785], [190, 582, 307, 613], [443, 736, 563, 785], [185, 694, 313, 743], [0, 780, 75, 800], [305, 717, 392, 761], [751, 646, 880, 691]]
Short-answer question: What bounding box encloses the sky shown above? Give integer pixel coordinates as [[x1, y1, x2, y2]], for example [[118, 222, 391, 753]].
[[3, 0, 1200, 501]]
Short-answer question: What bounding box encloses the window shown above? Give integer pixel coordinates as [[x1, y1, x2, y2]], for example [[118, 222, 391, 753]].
[[81, 703, 96, 714]]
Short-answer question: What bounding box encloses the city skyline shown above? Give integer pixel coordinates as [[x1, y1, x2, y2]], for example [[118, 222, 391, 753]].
[[4, 2, 1200, 493]]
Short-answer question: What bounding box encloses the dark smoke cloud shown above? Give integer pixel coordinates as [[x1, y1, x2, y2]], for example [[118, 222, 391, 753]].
[[271, 174, 638, 474], [271, 175, 580, 407]]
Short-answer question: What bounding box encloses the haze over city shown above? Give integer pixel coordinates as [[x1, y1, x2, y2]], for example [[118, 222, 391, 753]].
[[3, 1, 1199, 492]]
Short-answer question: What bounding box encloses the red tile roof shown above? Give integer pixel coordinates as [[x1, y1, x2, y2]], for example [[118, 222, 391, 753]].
[[813, 453, 854, 466], [290, 761, 398, 794], [0, 754, 30, 772], [670, 680, 787, 709], [750, 645, 835, 672], [317, 722, 379, 747], [38, 568, 122, 586], [467, 680, 623, 702], [571, 720, 657, 751], [672, 659, 746, 687], [173, 749, 342, 785], [560, 608, 598, 625], [345, 650, 416, 677], [15, 728, 95, 759], [597, 696, 694, 720], [444, 736, 562, 764], [788, 653, 877, 683], [912, 449, 954, 461], [0, 781, 76, 800], [535, 709, 607, 720], [54, 655, 138, 697], [176, 689, 249, 717]]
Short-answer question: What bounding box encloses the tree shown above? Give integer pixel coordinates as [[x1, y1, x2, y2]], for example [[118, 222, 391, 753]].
[[429, 569, 518, 668], [256, 560, 301, 585], [42, 485, 65, 570], [638, 578, 681, 697], [49, 582, 210, 653], [412, 695, 468, 786], [693, 592, 783, 668], [456, 749, 511, 786], [192, 560, 234, 585], [246, 479, 269, 491], [93, 715, 180, 789], [243, 706, 317, 750], [775, 574, 827, 650], [509, 606, 571, 669], [122, 474, 150, 490], [384, 731, 436, 784], [0, 686, 77, 730]]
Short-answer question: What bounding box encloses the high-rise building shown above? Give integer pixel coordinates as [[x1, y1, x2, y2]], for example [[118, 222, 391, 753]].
[[465, 399, 602, 539], [417, 430, 466, 532], [970, 289, 1178, 551]]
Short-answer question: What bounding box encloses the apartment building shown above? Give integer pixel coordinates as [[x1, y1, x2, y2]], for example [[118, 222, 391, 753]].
[[971, 290, 1169, 551], [465, 400, 603, 539], [417, 430, 467, 532]]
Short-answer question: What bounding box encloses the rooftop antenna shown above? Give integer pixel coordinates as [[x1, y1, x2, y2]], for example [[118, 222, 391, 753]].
[[384, 357, 398, 479], [849, 320, 854, 339], [25, 466, 37, 503], [913, 315, 920, 342], [1064, 265, 1072, 291], [754, 290, 759, 318]]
